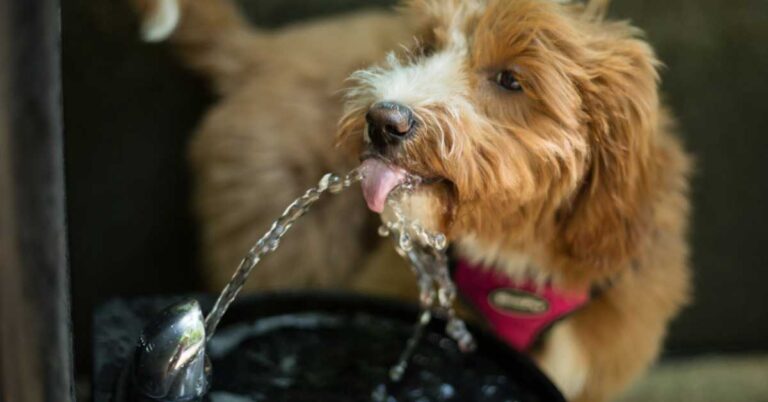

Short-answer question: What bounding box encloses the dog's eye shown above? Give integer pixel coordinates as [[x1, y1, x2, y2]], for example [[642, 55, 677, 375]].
[[494, 70, 523, 92]]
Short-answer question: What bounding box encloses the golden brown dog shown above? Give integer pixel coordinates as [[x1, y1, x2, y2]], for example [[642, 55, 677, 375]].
[[134, 0, 691, 400]]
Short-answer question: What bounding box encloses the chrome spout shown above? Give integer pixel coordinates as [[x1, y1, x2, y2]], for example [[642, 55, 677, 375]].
[[131, 299, 210, 401]]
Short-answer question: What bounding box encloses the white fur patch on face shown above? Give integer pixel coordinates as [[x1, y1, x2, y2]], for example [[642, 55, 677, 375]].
[[141, 0, 180, 42], [536, 322, 589, 399], [349, 48, 468, 108]]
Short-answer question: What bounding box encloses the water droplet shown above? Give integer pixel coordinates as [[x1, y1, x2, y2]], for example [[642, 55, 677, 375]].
[[346, 168, 363, 183], [433, 234, 447, 251], [327, 175, 344, 193], [371, 384, 388, 402], [304, 189, 321, 203], [389, 364, 405, 381], [438, 288, 454, 306], [243, 253, 260, 267], [317, 173, 332, 191], [395, 247, 407, 257], [446, 318, 467, 339], [458, 335, 477, 353], [418, 310, 432, 324], [398, 233, 413, 252], [283, 205, 304, 222], [273, 224, 285, 235], [439, 384, 456, 398], [419, 289, 435, 307], [481, 384, 498, 397]]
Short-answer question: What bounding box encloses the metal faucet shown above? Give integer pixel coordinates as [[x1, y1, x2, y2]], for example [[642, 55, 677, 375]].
[[126, 171, 362, 401], [129, 299, 210, 401]]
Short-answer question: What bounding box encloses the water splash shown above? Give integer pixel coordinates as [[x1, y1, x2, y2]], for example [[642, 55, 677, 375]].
[[378, 180, 476, 384], [203, 165, 474, 394]]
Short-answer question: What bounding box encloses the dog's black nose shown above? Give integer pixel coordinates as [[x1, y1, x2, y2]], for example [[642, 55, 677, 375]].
[[366, 101, 415, 149]]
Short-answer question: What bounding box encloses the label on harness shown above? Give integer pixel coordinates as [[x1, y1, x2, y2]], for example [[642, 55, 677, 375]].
[[489, 288, 550, 315]]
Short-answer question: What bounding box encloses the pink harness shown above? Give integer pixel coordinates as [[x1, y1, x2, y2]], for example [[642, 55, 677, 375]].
[[455, 259, 589, 352]]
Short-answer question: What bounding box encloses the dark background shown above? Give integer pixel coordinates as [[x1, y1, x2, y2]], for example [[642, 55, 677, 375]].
[[62, 0, 768, 381]]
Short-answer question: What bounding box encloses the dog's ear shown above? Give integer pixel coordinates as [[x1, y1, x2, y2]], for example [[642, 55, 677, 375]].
[[557, 31, 660, 278]]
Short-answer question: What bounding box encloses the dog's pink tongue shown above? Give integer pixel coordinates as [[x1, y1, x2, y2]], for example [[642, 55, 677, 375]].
[[360, 159, 407, 213]]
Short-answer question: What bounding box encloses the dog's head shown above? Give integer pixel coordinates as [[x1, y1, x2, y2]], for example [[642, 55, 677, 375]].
[[338, 0, 661, 275]]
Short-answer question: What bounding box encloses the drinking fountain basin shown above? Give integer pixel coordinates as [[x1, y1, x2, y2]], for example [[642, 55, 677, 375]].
[[93, 291, 565, 402]]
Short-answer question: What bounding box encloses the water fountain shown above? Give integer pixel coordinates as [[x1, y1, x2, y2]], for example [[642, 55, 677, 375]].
[[95, 167, 564, 402]]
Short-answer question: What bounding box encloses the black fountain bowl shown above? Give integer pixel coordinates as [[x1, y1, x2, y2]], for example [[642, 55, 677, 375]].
[[200, 291, 564, 402]]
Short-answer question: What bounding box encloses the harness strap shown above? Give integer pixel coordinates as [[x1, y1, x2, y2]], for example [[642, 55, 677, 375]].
[[454, 259, 590, 352]]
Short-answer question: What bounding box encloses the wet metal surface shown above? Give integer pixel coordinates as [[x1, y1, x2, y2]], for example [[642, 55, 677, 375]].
[[132, 299, 209, 401]]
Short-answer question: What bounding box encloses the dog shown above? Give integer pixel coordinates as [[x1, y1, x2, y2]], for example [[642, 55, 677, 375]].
[[133, 0, 691, 401]]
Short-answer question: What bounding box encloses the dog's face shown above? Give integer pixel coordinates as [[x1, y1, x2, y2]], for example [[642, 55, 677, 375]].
[[338, 0, 660, 266]]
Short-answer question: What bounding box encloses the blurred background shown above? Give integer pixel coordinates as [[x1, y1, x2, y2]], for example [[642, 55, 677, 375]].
[[60, 0, 768, 400]]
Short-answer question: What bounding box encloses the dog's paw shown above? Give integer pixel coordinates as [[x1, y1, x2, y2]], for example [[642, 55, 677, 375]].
[[133, 0, 180, 42], [534, 322, 589, 400]]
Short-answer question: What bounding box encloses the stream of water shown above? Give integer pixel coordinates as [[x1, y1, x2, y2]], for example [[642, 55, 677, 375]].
[[204, 168, 364, 338], [377, 180, 476, 381], [203, 166, 475, 394]]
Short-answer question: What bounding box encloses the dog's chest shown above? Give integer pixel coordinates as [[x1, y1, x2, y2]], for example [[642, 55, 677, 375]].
[[452, 237, 589, 352], [455, 236, 551, 286]]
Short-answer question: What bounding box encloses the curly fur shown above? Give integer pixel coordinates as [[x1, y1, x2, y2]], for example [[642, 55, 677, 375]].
[[134, 0, 691, 400], [338, 2, 691, 400]]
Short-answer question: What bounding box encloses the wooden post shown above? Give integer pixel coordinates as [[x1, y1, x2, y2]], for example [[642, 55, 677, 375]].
[[0, 0, 75, 400]]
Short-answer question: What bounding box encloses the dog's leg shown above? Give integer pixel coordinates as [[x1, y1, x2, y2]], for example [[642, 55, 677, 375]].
[[130, 0, 265, 95], [535, 321, 590, 400], [536, 306, 660, 402], [536, 274, 680, 402]]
